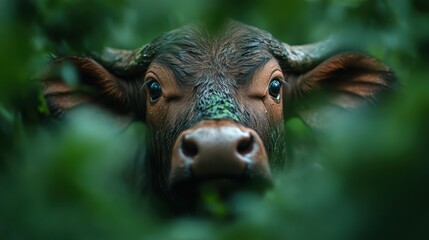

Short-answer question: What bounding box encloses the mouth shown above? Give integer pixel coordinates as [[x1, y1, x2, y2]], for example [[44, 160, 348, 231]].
[[168, 175, 273, 216]]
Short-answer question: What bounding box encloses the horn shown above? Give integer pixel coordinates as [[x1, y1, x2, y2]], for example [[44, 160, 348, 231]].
[[280, 38, 337, 72], [92, 45, 151, 77]]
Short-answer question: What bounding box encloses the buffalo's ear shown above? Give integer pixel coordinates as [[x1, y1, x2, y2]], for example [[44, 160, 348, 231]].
[[285, 53, 398, 130], [41, 56, 145, 123]]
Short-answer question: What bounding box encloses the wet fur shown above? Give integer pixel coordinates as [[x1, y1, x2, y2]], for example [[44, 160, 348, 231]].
[[128, 23, 290, 208], [43, 21, 397, 214]]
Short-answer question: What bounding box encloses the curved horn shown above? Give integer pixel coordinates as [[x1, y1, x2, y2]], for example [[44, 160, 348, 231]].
[[280, 38, 337, 72], [92, 45, 150, 77]]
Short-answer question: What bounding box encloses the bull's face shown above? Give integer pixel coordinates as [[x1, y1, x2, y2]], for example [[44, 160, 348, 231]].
[[43, 22, 397, 214], [142, 25, 287, 208]]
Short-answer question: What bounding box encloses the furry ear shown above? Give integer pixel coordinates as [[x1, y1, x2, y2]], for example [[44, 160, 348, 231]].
[[41, 56, 145, 121], [285, 53, 398, 130]]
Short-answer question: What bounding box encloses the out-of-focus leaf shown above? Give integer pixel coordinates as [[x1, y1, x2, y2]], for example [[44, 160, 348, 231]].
[[1, 0, 428, 239]]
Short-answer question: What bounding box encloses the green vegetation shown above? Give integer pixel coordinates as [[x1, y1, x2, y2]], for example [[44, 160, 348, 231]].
[[1, 0, 428, 239]]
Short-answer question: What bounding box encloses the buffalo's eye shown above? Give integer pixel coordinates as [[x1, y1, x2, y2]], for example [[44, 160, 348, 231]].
[[268, 79, 282, 99], [147, 80, 162, 102]]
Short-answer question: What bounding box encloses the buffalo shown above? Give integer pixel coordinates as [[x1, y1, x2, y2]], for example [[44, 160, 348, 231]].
[[42, 21, 397, 214]]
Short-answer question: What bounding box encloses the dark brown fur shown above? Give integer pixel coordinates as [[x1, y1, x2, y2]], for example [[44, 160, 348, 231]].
[[42, 21, 397, 214]]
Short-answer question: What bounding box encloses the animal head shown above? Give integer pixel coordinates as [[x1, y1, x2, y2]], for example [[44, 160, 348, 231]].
[[42, 21, 397, 214]]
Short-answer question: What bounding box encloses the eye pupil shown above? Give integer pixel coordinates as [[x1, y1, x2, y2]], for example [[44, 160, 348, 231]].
[[148, 80, 162, 101], [269, 79, 281, 98]]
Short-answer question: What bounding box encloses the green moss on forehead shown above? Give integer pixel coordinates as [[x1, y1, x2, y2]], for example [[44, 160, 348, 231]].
[[196, 91, 239, 122]]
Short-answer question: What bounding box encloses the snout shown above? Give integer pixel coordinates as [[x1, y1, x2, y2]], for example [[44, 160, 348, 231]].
[[169, 120, 272, 200]]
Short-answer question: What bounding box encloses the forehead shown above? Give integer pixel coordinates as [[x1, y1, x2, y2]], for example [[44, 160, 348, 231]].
[[145, 23, 276, 84]]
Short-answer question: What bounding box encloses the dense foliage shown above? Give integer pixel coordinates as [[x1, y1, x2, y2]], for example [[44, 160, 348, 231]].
[[1, 0, 428, 239]]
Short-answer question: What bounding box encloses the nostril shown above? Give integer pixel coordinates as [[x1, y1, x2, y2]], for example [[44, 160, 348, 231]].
[[181, 137, 199, 158], [236, 134, 254, 156]]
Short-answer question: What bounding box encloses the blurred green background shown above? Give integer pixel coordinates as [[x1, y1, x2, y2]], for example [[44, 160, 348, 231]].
[[1, 0, 428, 239]]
